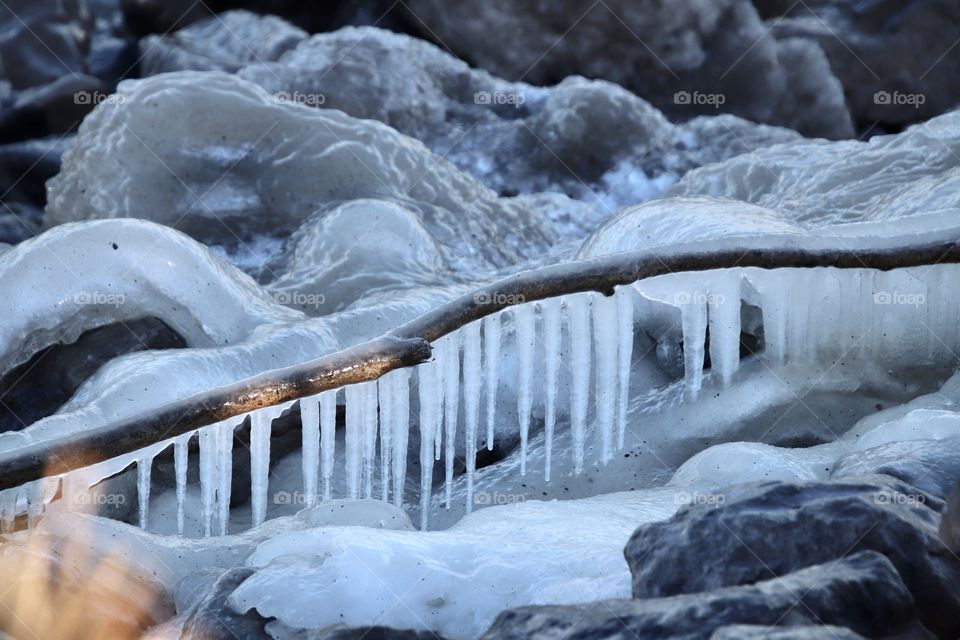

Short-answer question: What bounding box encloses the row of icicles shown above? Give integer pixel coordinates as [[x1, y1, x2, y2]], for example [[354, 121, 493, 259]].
[[4, 265, 949, 534]]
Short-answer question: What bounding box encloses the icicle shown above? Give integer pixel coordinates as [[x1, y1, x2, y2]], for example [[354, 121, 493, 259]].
[[441, 332, 461, 507], [708, 274, 741, 387], [216, 420, 234, 536], [681, 293, 708, 401], [300, 396, 320, 508], [462, 322, 482, 512], [483, 313, 501, 450], [758, 273, 788, 365], [137, 454, 152, 530], [515, 303, 536, 474], [391, 371, 411, 508], [433, 337, 445, 461], [25, 481, 45, 529], [541, 298, 562, 481], [418, 360, 440, 529], [360, 381, 379, 499], [593, 293, 618, 464], [566, 294, 591, 474], [249, 409, 272, 528], [0, 489, 14, 533], [319, 389, 338, 501], [615, 286, 634, 450], [174, 433, 189, 535], [199, 426, 218, 537], [345, 385, 364, 499], [378, 375, 394, 502]]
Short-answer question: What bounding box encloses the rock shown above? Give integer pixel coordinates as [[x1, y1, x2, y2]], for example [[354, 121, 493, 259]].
[[140, 10, 306, 75], [481, 551, 931, 640], [0, 136, 70, 208], [940, 479, 960, 554], [831, 437, 960, 500], [404, 0, 853, 138], [275, 625, 451, 640], [624, 476, 960, 638], [761, 0, 960, 129], [237, 24, 796, 215], [0, 317, 186, 432], [666, 109, 960, 231], [0, 0, 92, 90], [180, 568, 269, 640], [710, 625, 866, 639], [0, 74, 105, 143]]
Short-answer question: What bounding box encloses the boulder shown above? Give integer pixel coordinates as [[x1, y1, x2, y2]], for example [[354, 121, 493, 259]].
[[625, 476, 959, 638], [481, 551, 930, 639], [404, 0, 853, 138]]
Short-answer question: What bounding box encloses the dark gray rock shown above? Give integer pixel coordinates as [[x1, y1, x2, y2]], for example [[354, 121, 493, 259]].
[[710, 625, 866, 639], [180, 568, 269, 640], [481, 551, 931, 640], [761, 0, 960, 129], [0, 0, 92, 89], [625, 476, 959, 638], [831, 438, 960, 500], [940, 479, 960, 554], [279, 625, 450, 640], [404, 0, 853, 138]]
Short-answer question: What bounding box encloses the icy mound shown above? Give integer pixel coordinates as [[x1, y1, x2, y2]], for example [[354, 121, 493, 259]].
[[403, 0, 853, 138], [668, 110, 960, 227], [578, 197, 803, 257], [0, 219, 294, 375], [265, 199, 454, 315], [44, 71, 555, 269]]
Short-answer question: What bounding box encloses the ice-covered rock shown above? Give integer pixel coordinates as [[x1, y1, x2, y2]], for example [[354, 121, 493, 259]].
[[139, 10, 306, 75], [481, 552, 927, 640], [45, 70, 555, 269], [668, 110, 960, 228], [234, 24, 797, 212], [403, 0, 853, 138], [229, 488, 680, 639]]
